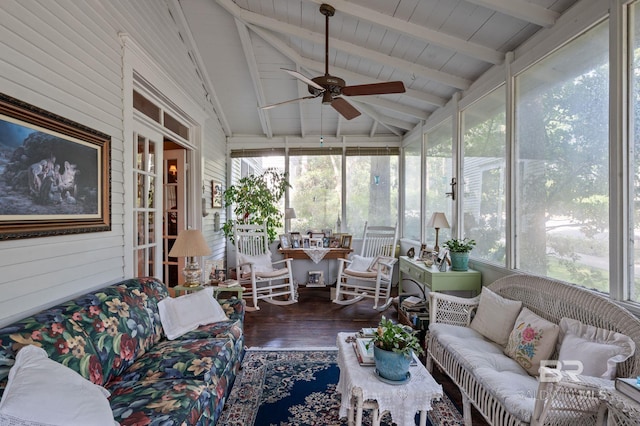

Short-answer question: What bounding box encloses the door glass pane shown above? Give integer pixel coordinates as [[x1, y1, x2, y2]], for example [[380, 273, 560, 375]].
[[137, 212, 146, 245], [462, 86, 506, 265], [136, 249, 145, 277], [136, 174, 144, 208], [148, 176, 155, 208], [148, 141, 156, 173], [515, 21, 609, 292], [148, 212, 155, 244], [137, 135, 145, 170]]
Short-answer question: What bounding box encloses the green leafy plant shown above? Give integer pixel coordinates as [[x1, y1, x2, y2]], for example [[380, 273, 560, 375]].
[[443, 237, 476, 253], [366, 316, 423, 356], [222, 169, 290, 244]]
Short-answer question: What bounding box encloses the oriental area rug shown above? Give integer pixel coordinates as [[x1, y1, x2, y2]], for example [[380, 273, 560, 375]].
[[218, 348, 464, 426]]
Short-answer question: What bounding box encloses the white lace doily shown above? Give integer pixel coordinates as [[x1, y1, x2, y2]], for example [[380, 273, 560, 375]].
[[302, 247, 330, 264], [335, 332, 443, 425]]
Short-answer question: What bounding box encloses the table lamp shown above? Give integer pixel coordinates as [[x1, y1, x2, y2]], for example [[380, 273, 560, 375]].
[[285, 207, 296, 232], [168, 228, 212, 287], [427, 212, 450, 253]]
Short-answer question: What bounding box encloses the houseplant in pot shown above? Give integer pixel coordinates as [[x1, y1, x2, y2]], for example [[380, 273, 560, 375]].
[[222, 169, 290, 244], [367, 316, 423, 382], [443, 237, 476, 271]]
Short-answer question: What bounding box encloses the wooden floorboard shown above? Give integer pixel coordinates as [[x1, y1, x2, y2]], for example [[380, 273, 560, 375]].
[[240, 286, 489, 425]]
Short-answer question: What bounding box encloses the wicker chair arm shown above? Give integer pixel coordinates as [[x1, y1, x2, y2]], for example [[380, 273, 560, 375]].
[[428, 292, 480, 327]]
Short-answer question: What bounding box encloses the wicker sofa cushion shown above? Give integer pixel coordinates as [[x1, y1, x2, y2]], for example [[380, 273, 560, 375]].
[[429, 323, 538, 422], [470, 287, 522, 346], [557, 317, 635, 379]]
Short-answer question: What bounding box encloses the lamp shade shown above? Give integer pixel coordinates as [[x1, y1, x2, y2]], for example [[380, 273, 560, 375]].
[[285, 208, 297, 219], [168, 229, 212, 258], [427, 212, 450, 229]]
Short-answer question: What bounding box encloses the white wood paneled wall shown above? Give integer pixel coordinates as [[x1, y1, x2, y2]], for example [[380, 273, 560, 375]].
[[0, 0, 226, 327]]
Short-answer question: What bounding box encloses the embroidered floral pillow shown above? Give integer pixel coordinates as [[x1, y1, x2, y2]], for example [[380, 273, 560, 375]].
[[504, 308, 560, 376]]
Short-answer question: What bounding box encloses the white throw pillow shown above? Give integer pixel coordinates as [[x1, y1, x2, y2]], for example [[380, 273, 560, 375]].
[[238, 252, 274, 274], [159, 288, 229, 340], [348, 255, 374, 272], [0, 345, 116, 426], [469, 287, 523, 346], [557, 317, 635, 379]]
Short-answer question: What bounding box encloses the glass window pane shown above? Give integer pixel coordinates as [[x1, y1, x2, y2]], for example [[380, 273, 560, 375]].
[[425, 119, 453, 248], [403, 140, 421, 240], [631, 1, 640, 302], [515, 21, 609, 292], [462, 86, 506, 265], [345, 154, 398, 235], [289, 154, 342, 232]]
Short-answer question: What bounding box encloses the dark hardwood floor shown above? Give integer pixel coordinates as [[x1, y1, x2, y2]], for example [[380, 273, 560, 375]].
[[240, 286, 489, 425]]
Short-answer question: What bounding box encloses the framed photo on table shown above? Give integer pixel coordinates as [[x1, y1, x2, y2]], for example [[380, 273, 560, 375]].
[[290, 232, 301, 248], [279, 234, 290, 249], [341, 234, 352, 249]]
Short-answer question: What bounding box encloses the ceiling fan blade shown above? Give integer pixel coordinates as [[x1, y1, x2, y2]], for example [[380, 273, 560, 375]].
[[281, 68, 325, 91], [260, 95, 317, 110], [331, 97, 361, 120], [341, 81, 406, 97]]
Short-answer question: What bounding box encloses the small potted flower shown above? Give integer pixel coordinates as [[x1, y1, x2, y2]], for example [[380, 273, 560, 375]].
[[443, 237, 476, 271], [367, 316, 423, 382]]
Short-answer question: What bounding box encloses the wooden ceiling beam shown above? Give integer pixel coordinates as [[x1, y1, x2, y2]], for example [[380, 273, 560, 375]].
[[465, 0, 559, 27]]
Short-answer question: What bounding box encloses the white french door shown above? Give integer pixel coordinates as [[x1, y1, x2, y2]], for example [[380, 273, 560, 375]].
[[133, 123, 163, 278]]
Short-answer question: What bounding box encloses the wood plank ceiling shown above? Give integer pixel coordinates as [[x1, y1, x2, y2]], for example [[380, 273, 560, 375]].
[[179, 0, 580, 141]]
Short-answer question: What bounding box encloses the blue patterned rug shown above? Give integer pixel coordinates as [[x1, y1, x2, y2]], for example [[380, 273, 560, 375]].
[[218, 348, 464, 426]]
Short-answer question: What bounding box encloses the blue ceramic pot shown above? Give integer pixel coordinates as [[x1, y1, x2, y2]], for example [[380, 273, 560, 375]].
[[450, 251, 469, 271], [373, 345, 411, 381]]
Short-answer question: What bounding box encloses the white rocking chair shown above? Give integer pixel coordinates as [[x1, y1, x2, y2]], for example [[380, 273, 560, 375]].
[[233, 223, 297, 311], [333, 222, 398, 311]]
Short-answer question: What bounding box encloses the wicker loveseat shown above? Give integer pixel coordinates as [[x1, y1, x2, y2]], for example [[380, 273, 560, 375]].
[[426, 274, 640, 426], [0, 277, 245, 425]]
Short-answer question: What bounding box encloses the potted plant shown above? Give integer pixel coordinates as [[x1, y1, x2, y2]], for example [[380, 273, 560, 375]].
[[443, 237, 476, 271], [366, 316, 423, 382], [222, 169, 290, 244]]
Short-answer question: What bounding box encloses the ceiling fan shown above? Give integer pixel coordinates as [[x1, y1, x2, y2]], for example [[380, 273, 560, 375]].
[[260, 3, 406, 120]]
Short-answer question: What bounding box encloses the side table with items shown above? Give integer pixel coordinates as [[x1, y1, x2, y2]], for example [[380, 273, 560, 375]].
[[604, 380, 640, 426], [172, 281, 243, 299], [335, 331, 443, 426]]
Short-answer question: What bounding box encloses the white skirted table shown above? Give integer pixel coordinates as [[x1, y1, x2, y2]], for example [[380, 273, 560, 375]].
[[336, 332, 443, 426]]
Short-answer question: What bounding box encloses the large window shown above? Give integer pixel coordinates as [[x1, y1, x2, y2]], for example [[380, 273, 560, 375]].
[[515, 21, 609, 292], [289, 151, 342, 232], [403, 140, 421, 240], [345, 149, 398, 235], [461, 86, 507, 265], [424, 119, 453, 247]]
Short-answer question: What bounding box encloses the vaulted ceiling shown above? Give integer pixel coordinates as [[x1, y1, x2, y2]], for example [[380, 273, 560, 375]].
[[179, 0, 580, 141]]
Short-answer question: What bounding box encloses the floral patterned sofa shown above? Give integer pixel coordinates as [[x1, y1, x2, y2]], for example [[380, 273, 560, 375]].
[[0, 277, 245, 425]]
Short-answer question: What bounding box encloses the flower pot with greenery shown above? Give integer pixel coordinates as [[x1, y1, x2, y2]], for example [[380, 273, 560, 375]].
[[222, 169, 290, 244], [443, 237, 476, 271], [366, 316, 423, 382]]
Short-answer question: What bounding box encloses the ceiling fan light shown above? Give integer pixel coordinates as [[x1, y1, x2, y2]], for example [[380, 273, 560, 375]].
[[321, 91, 333, 105]]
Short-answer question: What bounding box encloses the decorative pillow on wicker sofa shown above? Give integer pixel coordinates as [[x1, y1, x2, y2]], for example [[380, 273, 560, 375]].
[[557, 317, 635, 379], [469, 287, 522, 346], [0, 345, 116, 426], [238, 252, 274, 274], [159, 287, 229, 340], [504, 308, 560, 376]]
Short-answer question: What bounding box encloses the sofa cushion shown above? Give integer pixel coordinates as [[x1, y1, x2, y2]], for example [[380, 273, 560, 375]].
[[504, 308, 560, 376], [0, 345, 115, 426], [158, 288, 229, 340], [429, 323, 538, 422], [113, 337, 238, 384], [557, 317, 635, 379], [470, 287, 522, 346], [62, 277, 170, 385], [107, 377, 219, 426]]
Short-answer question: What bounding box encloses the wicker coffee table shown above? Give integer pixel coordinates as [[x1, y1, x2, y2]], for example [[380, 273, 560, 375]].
[[336, 332, 443, 426]]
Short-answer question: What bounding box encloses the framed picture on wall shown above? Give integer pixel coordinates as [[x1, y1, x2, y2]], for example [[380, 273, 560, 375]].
[[0, 93, 111, 240], [212, 181, 222, 208]]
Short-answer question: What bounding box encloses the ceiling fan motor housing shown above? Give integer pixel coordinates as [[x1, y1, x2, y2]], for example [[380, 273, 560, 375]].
[[309, 75, 345, 97]]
